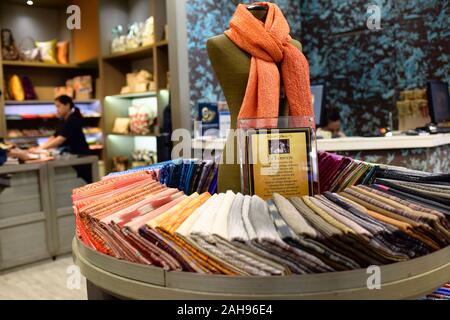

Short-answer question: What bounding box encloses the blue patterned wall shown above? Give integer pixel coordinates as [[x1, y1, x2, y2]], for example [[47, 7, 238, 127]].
[[300, 0, 450, 135], [186, 1, 449, 136]]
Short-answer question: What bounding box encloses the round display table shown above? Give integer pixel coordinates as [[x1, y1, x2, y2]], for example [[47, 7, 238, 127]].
[[72, 238, 450, 300]]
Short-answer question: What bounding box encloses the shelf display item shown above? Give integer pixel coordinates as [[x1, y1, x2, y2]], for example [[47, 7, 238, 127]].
[[142, 17, 155, 46], [54, 76, 94, 100], [35, 39, 57, 63], [1, 28, 20, 61], [111, 25, 126, 53], [112, 117, 131, 134], [56, 40, 69, 64], [131, 149, 157, 168], [121, 70, 155, 94], [54, 86, 74, 98], [19, 36, 41, 62], [7, 128, 54, 138], [129, 103, 157, 135], [21, 76, 38, 100], [8, 74, 25, 101], [126, 22, 142, 50], [73, 75, 93, 100]]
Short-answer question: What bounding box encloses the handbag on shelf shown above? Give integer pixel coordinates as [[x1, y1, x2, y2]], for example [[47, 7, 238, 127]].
[[19, 36, 41, 62], [1, 29, 20, 61]]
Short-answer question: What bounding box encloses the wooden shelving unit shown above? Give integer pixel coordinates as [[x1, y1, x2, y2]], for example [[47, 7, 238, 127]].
[[99, 0, 170, 172], [0, 0, 170, 173], [0, 0, 102, 157]]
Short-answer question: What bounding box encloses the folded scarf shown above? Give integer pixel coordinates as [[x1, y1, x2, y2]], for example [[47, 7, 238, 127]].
[[225, 2, 312, 123], [190, 193, 286, 275], [324, 192, 432, 256], [290, 197, 388, 266], [246, 195, 333, 273], [339, 189, 442, 250], [315, 194, 419, 259], [375, 179, 450, 206], [272, 193, 317, 238], [211, 191, 236, 239]]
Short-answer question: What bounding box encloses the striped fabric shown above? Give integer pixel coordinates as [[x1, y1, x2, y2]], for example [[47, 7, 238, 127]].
[[71, 153, 450, 278]]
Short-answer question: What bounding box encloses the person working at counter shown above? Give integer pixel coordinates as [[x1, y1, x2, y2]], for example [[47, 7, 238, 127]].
[[316, 108, 347, 139], [30, 95, 93, 182], [32, 95, 91, 155]]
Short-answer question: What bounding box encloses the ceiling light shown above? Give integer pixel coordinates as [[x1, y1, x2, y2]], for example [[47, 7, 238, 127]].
[[26, 0, 33, 5]]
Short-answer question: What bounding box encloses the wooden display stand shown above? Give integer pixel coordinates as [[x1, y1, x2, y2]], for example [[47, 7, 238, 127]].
[[73, 238, 450, 300]]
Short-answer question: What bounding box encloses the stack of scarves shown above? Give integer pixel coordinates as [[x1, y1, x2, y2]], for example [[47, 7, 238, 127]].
[[317, 151, 449, 194], [72, 161, 450, 276], [104, 159, 218, 196], [158, 159, 219, 195]]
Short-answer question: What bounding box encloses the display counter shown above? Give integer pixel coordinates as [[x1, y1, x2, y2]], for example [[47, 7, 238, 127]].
[[320, 134, 450, 172], [73, 238, 450, 300], [0, 156, 99, 270], [192, 133, 450, 172]]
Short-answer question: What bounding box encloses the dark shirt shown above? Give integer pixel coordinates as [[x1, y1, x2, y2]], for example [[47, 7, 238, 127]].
[[55, 112, 91, 155]]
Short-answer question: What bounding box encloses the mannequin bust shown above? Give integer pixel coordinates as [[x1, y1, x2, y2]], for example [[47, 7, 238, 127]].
[[207, 5, 302, 193]]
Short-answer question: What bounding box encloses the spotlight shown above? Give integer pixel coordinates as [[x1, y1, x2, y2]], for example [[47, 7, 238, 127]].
[[26, 0, 33, 5]]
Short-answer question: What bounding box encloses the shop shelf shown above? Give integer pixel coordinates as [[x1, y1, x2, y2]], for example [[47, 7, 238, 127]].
[[102, 45, 153, 61], [6, 134, 53, 139], [2, 60, 81, 69], [6, 115, 100, 120], [5, 99, 100, 105], [108, 133, 156, 137], [105, 92, 157, 99]]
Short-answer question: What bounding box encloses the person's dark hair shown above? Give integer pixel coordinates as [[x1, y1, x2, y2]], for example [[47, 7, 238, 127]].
[[326, 108, 341, 123], [55, 95, 82, 118]]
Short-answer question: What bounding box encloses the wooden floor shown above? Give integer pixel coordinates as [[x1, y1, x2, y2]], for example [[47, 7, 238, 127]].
[[0, 255, 87, 300]]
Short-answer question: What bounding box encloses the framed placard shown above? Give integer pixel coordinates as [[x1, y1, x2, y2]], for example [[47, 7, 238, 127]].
[[246, 128, 314, 200]]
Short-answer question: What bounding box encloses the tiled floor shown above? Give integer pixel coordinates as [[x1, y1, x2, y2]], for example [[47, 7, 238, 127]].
[[0, 255, 87, 300]]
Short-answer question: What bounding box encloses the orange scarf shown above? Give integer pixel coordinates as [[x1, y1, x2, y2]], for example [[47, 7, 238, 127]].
[[225, 2, 313, 123]]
